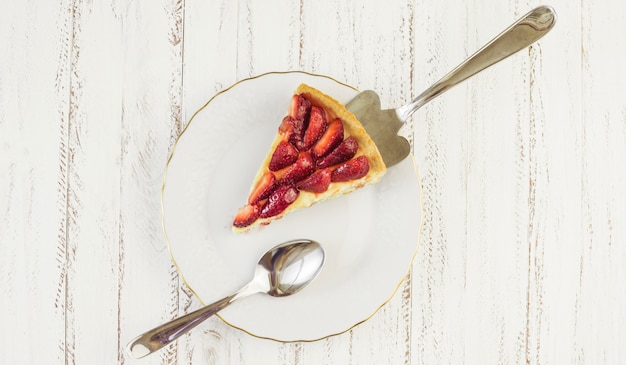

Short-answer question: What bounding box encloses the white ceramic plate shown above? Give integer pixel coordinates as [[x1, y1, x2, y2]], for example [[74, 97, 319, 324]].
[[163, 71, 422, 342]]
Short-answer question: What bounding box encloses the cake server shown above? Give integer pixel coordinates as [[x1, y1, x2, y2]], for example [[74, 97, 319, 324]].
[[346, 5, 556, 167]]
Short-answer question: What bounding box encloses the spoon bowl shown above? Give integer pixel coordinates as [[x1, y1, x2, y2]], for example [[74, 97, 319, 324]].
[[126, 239, 325, 359]]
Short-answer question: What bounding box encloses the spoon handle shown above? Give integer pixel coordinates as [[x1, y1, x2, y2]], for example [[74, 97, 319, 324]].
[[126, 284, 256, 359], [395, 5, 556, 121]]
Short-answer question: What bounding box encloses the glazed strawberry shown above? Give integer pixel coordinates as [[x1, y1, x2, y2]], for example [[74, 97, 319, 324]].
[[248, 172, 277, 204], [260, 185, 299, 218], [297, 168, 331, 193], [311, 118, 344, 159], [331, 155, 370, 182], [269, 141, 298, 171], [278, 116, 306, 148], [279, 152, 315, 185], [288, 94, 311, 121], [301, 106, 328, 150], [317, 136, 359, 168], [233, 203, 261, 228], [278, 115, 295, 135]]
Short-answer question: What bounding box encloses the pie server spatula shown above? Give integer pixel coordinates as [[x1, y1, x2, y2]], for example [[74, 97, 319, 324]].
[[346, 5, 556, 167]]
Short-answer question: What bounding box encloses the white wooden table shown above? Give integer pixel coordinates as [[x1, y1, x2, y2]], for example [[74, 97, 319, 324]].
[[2, 1, 625, 364]]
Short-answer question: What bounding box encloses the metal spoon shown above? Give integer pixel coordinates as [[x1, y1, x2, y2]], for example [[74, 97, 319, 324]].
[[126, 239, 325, 359]]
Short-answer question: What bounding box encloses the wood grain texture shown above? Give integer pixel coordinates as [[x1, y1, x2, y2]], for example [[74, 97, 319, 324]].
[[0, 0, 75, 363], [114, 2, 188, 365], [411, 1, 472, 364], [578, 0, 626, 363], [61, 1, 126, 363], [2, 0, 626, 364]]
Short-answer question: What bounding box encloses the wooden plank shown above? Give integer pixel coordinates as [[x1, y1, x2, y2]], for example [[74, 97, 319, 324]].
[[0, 0, 74, 364], [113, 1, 188, 365], [578, 0, 626, 363], [179, 0, 240, 114], [462, 2, 534, 364], [57, 1, 123, 363], [520, 2, 585, 364], [410, 0, 473, 363]]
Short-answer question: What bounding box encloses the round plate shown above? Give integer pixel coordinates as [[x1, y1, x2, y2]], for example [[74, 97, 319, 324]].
[[163, 71, 422, 342]]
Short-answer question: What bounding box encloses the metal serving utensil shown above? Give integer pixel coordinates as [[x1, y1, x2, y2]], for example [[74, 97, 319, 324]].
[[347, 5, 557, 167], [126, 239, 325, 359]]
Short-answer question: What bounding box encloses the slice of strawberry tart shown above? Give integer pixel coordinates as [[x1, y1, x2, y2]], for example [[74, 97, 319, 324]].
[[232, 83, 386, 233]]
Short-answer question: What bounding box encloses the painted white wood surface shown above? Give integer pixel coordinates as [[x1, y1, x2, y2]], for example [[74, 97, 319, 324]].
[[1, 0, 625, 364]]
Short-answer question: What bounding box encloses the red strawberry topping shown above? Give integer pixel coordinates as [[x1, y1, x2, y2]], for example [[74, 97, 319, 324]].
[[317, 136, 358, 168], [269, 141, 298, 171], [279, 152, 315, 185], [288, 94, 311, 121], [278, 115, 293, 135], [301, 106, 328, 150], [297, 168, 332, 193], [331, 155, 370, 182], [260, 185, 299, 218], [233, 203, 261, 228], [278, 116, 306, 148], [248, 172, 277, 204], [311, 118, 344, 159]]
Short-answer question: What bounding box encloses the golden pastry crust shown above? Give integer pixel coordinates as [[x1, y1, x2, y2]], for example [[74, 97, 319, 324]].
[[233, 84, 386, 233]]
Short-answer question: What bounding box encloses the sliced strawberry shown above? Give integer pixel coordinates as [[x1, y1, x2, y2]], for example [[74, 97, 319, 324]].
[[317, 136, 359, 168], [279, 152, 315, 185], [248, 172, 277, 204], [331, 155, 370, 182], [311, 118, 344, 159], [269, 141, 298, 171], [301, 106, 328, 150], [278, 115, 295, 135], [278, 116, 306, 149], [233, 203, 261, 228], [288, 94, 311, 121], [297, 168, 332, 193], [260, 185, 300, 218]]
